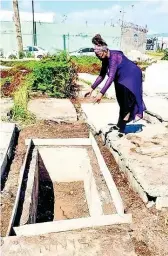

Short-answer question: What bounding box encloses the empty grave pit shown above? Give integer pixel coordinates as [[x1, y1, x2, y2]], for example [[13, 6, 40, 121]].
[[8, 134, 132, 237]]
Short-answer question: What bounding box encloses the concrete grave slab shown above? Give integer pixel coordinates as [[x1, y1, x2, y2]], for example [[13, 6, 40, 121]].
[[144, 96, 168, 122], [2, 228, 137, 256], [28, 99, 77, 123], [144, 61, 168, 96], [81, 102, 119, 133], [0, 122, 16, 177], [101, 123, 168, 204]]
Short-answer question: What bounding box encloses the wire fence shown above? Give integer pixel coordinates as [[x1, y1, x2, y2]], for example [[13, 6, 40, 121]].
[[0, 21, 147, 56]]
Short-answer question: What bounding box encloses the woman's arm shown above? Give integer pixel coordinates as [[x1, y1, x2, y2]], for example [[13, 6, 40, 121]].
[[100, 53, 121, 95], [91, 59, 108, 90]]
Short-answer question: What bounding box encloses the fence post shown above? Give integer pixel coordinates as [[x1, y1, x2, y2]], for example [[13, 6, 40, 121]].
[[63, 34, 66, 51]]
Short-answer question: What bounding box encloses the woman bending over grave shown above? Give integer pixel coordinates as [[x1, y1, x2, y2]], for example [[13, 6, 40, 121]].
[[84, 34, 146, 133]]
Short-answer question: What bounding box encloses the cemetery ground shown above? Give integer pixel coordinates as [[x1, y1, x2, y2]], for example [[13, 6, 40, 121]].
[[0, 53, 168, 256]]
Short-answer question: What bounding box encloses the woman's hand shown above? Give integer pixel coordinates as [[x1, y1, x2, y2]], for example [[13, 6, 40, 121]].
[[93, 92, 103, 104], [84, 88, 93, 98]]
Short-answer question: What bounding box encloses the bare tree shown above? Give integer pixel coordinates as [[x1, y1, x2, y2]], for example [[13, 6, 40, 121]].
[[13, 0, 23, 55]]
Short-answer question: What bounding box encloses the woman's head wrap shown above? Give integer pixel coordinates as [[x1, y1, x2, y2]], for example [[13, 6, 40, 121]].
[[94, 45, 108, 54]]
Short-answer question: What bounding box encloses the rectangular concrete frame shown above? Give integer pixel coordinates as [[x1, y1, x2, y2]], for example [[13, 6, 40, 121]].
[[26, 134, 125, 214], [12, 133, 131, 237], [19, 148, 39, 225], [6, 140, 32, 236], [14, 214, 132, 237], [25, 138, 91, 146]]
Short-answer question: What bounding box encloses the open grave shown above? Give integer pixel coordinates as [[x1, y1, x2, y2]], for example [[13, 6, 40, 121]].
[[7, 133, 131, 237]]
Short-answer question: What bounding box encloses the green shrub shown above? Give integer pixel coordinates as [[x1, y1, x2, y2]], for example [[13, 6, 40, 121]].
[[70, 56, 101, 74], [8, 54, 17, 60], [26, 52, 33, 58], [19, 51, 25, 59], [162, 50, 168, 60], [31, 53, 79, 98], [2, 52, 79, 100]]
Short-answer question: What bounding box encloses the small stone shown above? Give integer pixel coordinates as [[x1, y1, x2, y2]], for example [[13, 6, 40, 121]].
[[69, 191, 74, 195]]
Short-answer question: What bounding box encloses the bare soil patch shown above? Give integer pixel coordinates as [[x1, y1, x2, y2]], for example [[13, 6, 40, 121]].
[[54, 181, 89, 220]]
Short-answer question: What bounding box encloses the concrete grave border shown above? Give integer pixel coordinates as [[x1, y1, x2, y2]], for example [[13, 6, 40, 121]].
[[0, 123, 16, 178], [9, 133, 131, 237], [6, 140, 33, 236], [14, 214, 132, 237]]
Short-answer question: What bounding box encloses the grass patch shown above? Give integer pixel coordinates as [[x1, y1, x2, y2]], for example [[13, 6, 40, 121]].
[[11, 73, 36, 124], [146, 51, 164, 57]]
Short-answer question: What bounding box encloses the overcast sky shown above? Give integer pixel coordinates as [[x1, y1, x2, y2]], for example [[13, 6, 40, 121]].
[[1, 0, 168, 33]]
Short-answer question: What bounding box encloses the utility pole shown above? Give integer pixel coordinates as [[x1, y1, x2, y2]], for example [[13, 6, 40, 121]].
[[12, 0, 23, 55], [32, 0, 36, 46], [120, 8, 126, 49], [121, 8, 125, 29]]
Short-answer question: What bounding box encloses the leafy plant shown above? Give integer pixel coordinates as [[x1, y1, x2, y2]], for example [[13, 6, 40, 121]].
[[162, 50, 168, 60], [19, 51, 25, 59], [8, 54, 17, 59], [26, 52, 33, 58], [31, 52, 79, 98]]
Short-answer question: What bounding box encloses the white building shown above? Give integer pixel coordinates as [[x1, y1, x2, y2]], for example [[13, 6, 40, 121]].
[[0, 10, 55, 23]]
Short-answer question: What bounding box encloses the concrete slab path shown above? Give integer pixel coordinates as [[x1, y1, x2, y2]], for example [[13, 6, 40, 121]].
[[1, 228, 137, 256], [81, 102, 119, 133], [144, 96, 168, 122], [28, 99, 77, 123]]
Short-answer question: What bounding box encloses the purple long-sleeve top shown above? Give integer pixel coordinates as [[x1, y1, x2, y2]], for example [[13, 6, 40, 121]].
[[91, 52, 122, 95], [91, 50, 146, 120]]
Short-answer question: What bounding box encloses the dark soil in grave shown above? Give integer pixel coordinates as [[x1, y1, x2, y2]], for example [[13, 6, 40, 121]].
[[54, 181, 89, 220], [0, 121, 89, 236], [37, 152, 89, 222]]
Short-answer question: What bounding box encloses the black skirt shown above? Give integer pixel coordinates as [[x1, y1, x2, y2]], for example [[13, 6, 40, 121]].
[[115, 83, 136, 121]]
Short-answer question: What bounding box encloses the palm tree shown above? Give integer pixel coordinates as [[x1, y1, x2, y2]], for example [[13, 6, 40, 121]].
[[13, 0, 23, 56]]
